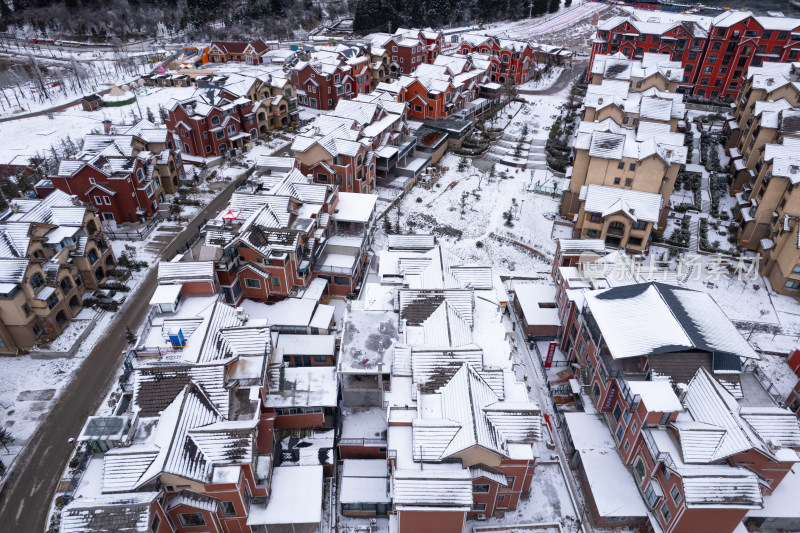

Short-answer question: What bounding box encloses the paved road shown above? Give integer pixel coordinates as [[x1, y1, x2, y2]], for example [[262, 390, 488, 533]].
[[518, 61, 588, 96], [0, 172, 248, 532]]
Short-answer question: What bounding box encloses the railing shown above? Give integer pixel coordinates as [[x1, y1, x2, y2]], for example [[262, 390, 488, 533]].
[[314, 262, 356, 275], [105, 213, 163, 241], [337, 437, 387, 447], [641, 427, 676, 472]]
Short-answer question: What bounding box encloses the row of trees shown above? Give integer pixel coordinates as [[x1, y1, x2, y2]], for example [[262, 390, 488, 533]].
[[353, 0, 561, 34], [1, 0, 351, 40]]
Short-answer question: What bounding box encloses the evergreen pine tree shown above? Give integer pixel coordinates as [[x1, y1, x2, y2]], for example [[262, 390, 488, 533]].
[[547, 0, 559, 14]]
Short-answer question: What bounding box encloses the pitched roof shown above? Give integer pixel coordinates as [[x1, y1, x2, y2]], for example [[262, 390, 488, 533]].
[[60, 492, 158, 533], [583, 282, 757, 363]]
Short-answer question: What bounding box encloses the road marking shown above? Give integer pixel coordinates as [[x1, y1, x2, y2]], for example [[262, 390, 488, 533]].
[[15, 498, 25, 520]]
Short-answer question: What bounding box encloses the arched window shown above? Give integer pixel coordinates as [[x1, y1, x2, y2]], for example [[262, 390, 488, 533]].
[[211, 115, 220, 126], [30, 273, 44, 292]]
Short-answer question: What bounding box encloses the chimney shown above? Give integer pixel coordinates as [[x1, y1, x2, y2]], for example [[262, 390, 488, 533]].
[[102, 119, 112, 134]]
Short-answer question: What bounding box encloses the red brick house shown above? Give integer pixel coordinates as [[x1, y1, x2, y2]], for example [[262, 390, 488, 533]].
[[394, 28, 443, 63], [365, 32, 429, 78], [290, 57, 355, 111], [207, 39, 270, 64], [165, 88, 261, 158], [590, 11, 800, 100], [50, 140, 170, 225], [459, 34, 538, 84]]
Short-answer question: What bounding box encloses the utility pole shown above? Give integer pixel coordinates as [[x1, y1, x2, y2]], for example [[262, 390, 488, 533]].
[[529, 0, 533, 19]]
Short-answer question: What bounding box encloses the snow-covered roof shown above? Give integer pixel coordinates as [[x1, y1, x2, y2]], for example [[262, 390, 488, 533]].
[[512, 282, 561, 328], [340, 459, 391, 504], [580, 184, 662, 223], [275, 333, 335, 358], [158, 261, 215, 284], [265, 366, 338, 408], [148, 284, 182, 306], [60, 492, 159, 533], [387, 233, 436, 252], [333, 192, 377, 223], [412, 364, 541, 461], [339, 309, 399, 374], [676, 367, 800, 463], [103, 383, 256, 493], [584, 282, 758, 363], [626, 380, 682, 413], [247, 466, 323, 526], [564, 412, 648, 518], [392, 467, 473, 509]]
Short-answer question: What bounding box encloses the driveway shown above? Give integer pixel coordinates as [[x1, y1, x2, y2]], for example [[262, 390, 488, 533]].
[[0, 172, 248, 532]]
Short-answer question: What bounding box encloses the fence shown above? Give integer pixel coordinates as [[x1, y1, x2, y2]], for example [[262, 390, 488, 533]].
[[530, 183, 563, 196], [61, 446, 93, 504], [104, 213, 162, 241]]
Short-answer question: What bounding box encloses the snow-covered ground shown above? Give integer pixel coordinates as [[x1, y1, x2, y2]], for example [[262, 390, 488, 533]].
[[518, 66, 566, 91], [0, 85, 197, 162]]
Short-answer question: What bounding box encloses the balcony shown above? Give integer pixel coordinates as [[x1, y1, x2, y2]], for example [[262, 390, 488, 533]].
[[606, 225, 625, 237], [641, 427, 677, 472]]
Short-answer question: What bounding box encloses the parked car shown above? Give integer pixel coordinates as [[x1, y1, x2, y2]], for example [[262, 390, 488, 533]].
[[94, 289, 127, 305]]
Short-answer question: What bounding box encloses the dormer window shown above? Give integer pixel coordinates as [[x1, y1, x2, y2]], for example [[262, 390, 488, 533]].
[[136, 169, 144, 182], [211, 116, 220, 126]]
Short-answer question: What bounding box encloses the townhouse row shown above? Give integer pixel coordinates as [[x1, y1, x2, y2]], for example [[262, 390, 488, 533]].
[[560, 51, 689, 253], [589, 9, 800, 101], [524, 240, 800, 532]]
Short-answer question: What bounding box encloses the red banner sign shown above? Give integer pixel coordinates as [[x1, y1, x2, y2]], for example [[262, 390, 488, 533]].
[[545, 341, 557, 368]]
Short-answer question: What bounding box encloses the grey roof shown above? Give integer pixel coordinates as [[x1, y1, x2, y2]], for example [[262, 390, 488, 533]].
[[387, 234, 436, 251], [60, 492, 158, 533], [157, 261, 215, 283]]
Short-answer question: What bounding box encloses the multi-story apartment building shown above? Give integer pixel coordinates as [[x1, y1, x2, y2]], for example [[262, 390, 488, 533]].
[[207, 39, 271, 64], [47, 121, 183, 225], [548, 252, 800, 532], [563, 53, 688, 252], [725, 62, 800, 150], [733, 137, 800, 294], [0, 190, 115, 353], [723, 61, 800, 294], [589, 10, 800, 100]]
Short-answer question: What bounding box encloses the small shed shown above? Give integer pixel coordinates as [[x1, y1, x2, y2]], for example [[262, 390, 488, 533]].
[[80, 93, 102, 111]]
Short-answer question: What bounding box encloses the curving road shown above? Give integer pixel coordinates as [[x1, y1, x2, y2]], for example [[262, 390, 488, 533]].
[[0, 172, 248, 533]]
